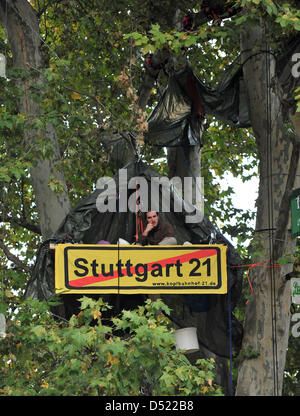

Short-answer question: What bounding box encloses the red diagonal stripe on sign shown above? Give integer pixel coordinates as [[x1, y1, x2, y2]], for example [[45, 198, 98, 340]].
[[69, 248, 217, 288]]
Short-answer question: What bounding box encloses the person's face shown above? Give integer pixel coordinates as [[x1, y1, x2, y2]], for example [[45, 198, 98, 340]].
[[146, 211, 159, 227]]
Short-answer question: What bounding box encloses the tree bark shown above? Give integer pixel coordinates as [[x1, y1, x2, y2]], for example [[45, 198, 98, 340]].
[[236, 21, 300, 396], [0, 0, 70, 239]]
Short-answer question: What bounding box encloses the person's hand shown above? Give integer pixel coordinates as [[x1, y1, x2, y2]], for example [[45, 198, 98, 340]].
[[143, 223, 154, 236]]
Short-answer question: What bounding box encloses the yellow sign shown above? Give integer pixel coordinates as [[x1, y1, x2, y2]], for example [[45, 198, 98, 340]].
[[55, 244, 227, 294]]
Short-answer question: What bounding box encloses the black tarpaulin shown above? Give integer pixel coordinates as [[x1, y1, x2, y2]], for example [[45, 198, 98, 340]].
[[145, 33, 300, 148], [145, 62, 251, 147], [24, 160, 243, 358]]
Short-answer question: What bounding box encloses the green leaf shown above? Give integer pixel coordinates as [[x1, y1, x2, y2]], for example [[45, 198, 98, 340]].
[[31, 325, 47, 337], [142, 44, 154, 55], [184, 35, 198, 48], [0, 167, 11, 182], [79, 296, 97, 310], [0, 302, 8, 314], [277, 256, 294, 265]]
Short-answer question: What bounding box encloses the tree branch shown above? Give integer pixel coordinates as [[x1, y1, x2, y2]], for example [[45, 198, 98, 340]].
[[1, 212, 41, 235], [0, 239, 32, 273], [136, 1, 243, 111], [36, 0, 63, 19]]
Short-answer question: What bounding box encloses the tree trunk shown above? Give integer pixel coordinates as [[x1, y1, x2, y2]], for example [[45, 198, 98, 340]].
[[0, 0, 70, 239], [236, 21, 300, 396]]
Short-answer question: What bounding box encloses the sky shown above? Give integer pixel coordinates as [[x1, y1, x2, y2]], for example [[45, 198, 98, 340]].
[[220, 172, 258, 212], [218, 170, 259, 245]]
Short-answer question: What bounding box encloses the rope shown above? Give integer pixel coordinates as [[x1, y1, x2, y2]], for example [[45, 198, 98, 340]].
[[265, 40, 279, 396], [240, 49, 277, 69], [6, 0, 68, 69], [134, 160, 144, 244], [227, 248, 233, 396], [231, 263, 281, 305], [135, 179, 140, 243], [0, 0, 8, 339], [116, 137, 121, 313]]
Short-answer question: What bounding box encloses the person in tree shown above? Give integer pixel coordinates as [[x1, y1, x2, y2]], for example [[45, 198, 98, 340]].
[[138, 211, 177, 245]]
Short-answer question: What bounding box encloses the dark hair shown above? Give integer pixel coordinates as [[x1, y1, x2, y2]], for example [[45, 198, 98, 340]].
[[146, 211, 158, 217]]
